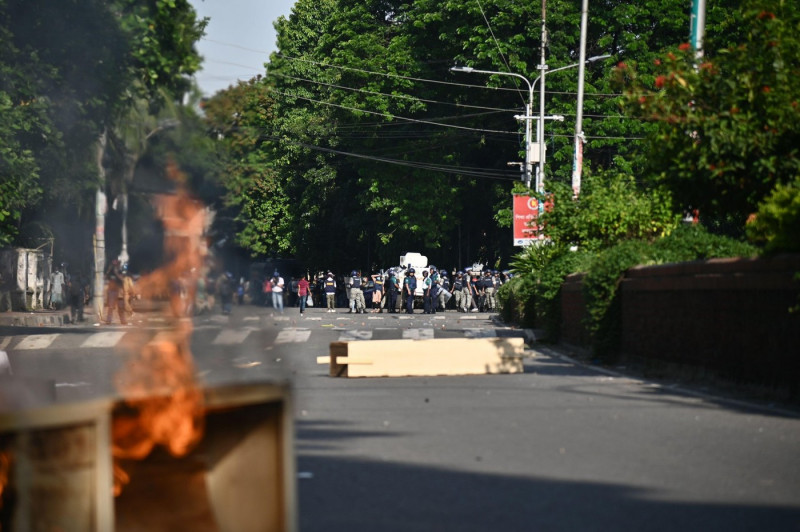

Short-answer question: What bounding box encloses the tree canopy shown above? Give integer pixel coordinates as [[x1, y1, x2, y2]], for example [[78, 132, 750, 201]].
[[618, 0, 799, 234], [0, 0, 207, 265], [4, 0, 795, 276], [209, 0, 713, 272]]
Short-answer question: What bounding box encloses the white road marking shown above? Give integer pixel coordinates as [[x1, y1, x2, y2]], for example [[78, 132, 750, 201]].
[[338, 330, 373, 341], [0, 337, 11, 350], [212, 329, 252, 345], [16, 334, 60, 350], [402, 328, 434, 340], [0, 350, 11, 375], [275, 328, 312, 344], [80, 331, 127, 348], [192, 324, 220, 331]]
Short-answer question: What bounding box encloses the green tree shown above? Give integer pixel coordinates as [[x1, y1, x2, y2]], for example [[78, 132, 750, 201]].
[[0, 0, 131, 249], [0, 0, 206, 264], [618, 0, 800, 233], [203, 78, 292, 256], [746, 176, 800, 253], [214, 0, 737, 271], [541, 171, 680, 252]]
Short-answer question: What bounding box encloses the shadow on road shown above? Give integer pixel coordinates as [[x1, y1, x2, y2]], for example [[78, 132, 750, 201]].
[[525, 352, 800, 420], [296, 427, 799, 532]]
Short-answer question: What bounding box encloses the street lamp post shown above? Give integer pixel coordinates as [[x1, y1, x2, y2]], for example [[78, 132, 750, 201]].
[[450, 66, 537, 189], [451, 54, 609, 192]]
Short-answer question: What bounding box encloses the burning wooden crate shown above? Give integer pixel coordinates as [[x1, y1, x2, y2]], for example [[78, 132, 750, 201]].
[[0, 382, 296, 532], [317, 337, 526, 378]]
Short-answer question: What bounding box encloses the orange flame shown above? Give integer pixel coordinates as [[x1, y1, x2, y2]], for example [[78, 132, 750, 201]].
[[111, 160, 208, 496], [0, 449, 9, 513]]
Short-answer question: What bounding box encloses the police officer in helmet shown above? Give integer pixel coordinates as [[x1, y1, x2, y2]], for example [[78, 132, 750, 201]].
[[403, 268, 417, 314], [348, 270, 366, 314]]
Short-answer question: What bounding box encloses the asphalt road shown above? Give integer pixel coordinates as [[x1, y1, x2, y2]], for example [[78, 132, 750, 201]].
[[2, 303, 800, 531]]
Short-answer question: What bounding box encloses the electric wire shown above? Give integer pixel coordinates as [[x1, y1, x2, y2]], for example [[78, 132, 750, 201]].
[[207, 124, 521, 180], [201, 38, 270, 55], [476, 0, 527, 108], [267, 87, 519, 135], [274, 137, 521, 180], [273, 53, 525, 92], [269, 71, 519, 113]]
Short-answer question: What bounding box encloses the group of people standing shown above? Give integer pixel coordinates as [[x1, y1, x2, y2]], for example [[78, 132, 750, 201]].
[[308, 267, 510, 315], [181, 265, 511, 318], [47, 263, 90, 323], [259, 270, 311, 315]]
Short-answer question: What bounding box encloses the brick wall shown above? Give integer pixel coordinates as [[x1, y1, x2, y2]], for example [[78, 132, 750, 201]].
[[560, 256, 800, 388], [560, 272, 591, 348]]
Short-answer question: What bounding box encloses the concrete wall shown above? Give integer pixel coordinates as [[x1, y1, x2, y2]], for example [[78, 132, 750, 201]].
[[560, 256, 800, 387]]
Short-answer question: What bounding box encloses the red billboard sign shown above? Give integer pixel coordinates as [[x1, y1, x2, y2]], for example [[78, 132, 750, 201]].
[[513, 194, 543, 246]]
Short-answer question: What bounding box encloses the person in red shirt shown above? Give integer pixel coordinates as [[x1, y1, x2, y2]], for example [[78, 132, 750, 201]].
[[298, 274, 311, 316]]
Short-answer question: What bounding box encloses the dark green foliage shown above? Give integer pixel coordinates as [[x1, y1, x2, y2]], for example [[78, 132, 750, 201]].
[[542, 171, 680, 252], [497, 242, 591, 339], [746, 176, 800, 254], [214, 0, 703, 270], [0, 0, 206, 261], [581, 239, 651, 357], [496, 275, 536, 329], [582, 225, 758, 359], [618, 0, 800, 231]]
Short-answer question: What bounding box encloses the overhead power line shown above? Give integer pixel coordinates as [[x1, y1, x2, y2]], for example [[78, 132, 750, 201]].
[[201, 38, 269, 55], [276, 137, 521, 181], [203, 58, 265, 70], [207, 123, 520, 181], [274, 53, 525, 93], [267, 88, 519, 135], [269, 71, 518, 113]]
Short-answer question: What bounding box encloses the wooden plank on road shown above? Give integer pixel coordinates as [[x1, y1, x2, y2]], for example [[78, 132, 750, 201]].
[[323, 337, 524, 378]]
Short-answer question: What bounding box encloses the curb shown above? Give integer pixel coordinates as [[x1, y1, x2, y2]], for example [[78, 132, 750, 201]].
[[0, 311, 71, 328]]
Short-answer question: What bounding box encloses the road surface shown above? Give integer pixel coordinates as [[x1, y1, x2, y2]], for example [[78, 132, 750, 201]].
[[2, 304, 799, 531]]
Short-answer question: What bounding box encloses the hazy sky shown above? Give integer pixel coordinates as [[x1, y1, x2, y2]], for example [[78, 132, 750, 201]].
[[191, 0, 297, 96]]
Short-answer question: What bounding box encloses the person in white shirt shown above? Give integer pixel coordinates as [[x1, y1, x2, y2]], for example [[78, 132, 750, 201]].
[[50, 266, 65, 309], [270, 271, 285, 313]]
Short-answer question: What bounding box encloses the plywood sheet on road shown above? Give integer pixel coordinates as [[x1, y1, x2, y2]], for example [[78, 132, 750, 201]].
[[319, 337, 525, 378]]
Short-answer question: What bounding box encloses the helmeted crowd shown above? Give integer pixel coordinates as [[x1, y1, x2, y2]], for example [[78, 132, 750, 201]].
[[303, 266, 511, 315], [171, 264, 512, 317]]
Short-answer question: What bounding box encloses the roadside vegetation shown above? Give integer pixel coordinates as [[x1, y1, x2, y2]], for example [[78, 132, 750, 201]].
[[498, 0, 798, 358], [1, 0, 796, 290]]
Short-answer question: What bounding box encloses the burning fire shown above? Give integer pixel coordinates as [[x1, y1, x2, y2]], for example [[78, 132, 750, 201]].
[[111, 160, 209, 496], [0, 449, 9, 515]]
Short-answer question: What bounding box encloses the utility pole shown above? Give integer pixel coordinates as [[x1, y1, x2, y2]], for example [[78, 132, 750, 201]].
[[93, 131, 108, 322], [690, 0, 706, 59], [536, 0, 548, 194], [571, 0, 589, 196]]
